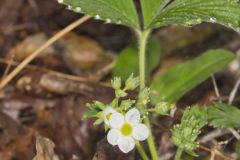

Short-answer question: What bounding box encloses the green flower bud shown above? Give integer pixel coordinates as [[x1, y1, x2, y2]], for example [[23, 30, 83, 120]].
[[116, 89, 127, 98], [125, 74, 140, 90], [137, 88, 150, 106], [111, 77, 122, 90]]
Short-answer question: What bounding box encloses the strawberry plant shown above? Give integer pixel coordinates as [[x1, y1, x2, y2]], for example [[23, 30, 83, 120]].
[[58, 0, 240, 159]]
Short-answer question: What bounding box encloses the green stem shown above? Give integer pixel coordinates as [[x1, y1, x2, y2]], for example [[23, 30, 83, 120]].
[[137, 29, 159, 160], [138, 29, 150, 89], [175, 148, 183, 160], [136, 141, 149, 160], [144, 117, 159, 160]]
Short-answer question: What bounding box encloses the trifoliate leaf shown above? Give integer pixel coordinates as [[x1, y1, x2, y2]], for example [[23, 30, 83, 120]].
[[207, 103, 240, 128], [140, 0, 170, 29], [151, 0, 240, 32], [57, 0, 139, 28], [172, 106, 207, 156]]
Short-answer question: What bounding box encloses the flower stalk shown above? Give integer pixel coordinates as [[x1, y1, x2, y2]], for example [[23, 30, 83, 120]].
[[175, 148, 183, 160], [137, 29, 159, 160], [135, 141, 149, 160], [138, 29, 150, 89]]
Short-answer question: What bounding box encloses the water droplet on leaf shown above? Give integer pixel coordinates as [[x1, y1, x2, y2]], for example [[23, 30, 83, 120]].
[[58, 0, 64, 3], [209, 17, 216, 23], [185, 18, 202, 26], [95, 15, 100, 20], [106, 18, 111, 23], [117, 20, 122, 24], [67, 5, 72, 10], [75, 7, 81, 12]]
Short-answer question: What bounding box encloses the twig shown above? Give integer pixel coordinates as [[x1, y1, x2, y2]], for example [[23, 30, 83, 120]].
[[228, 128, 240, 140], [1, 54, 14, 80], [0, 15, 91, 90], [210, 149, 216, 160], [200, 145, 233, 160], [0, 58, 110, 87], [160, 143, 233, 160], [211, 75, 221, 98], [228, 77, 240, 104], [199, 129, 231, 143], [94, 59, 116, 81], [227, 78, 240, 140]]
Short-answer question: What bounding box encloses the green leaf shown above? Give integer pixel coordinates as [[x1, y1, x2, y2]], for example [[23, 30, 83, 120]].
[[146, 37, 162, 76], [93, 118, 104, 125], [82, 111, 98, 119], [87, 101, 105, 111], [58, 0, 139, 28], [151, 0, 240, 32], [172, 106, 207, 156], [207, 103, 240, 128], [112, 36, 161, 80], [112, 46, 138, 80], [140, 0, 170, 29], [150, 49, 235, 103]]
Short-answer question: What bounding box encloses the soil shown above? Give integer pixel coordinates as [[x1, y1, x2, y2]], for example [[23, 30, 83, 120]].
[[0, 0, 240, 160]]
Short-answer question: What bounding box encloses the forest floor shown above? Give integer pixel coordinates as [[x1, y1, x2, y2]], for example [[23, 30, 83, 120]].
[[0, 0, 240, 160]]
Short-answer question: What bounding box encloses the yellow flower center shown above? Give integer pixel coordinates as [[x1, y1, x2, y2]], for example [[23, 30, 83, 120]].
[[120, 123, 133, 136], [106, 113, 112, 120]]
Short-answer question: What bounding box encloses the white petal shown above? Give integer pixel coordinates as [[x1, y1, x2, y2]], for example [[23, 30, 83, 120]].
[[109, 112, 124, 128], [103, 107, 116, 125], [125, 108, 140, 125], [132, 124, 149, 141], [117, 136, 135, 153], [107, 129, 120, 145]]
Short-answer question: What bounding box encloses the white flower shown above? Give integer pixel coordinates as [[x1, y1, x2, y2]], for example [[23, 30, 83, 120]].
[[107, 108, 149, 153], [103, 107, 117, 125]]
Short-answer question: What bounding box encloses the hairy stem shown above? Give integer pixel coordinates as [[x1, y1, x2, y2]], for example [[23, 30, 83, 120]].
[[144, 117, 159, 160], [175, 148, 183, 160], [138, 29, 150, 89], [138, 29, 159, 160], [136, 141, 149, 160]]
